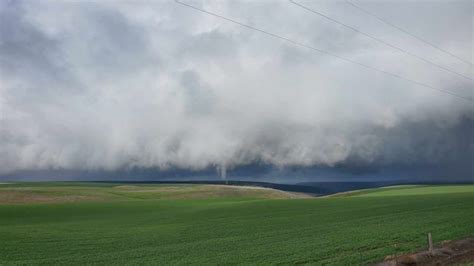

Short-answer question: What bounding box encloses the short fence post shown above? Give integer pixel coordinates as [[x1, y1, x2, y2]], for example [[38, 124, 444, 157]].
[[428, 232, 433, 254]]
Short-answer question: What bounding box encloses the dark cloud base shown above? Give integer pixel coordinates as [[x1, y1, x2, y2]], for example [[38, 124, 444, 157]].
[[1, 162, 472, 183]]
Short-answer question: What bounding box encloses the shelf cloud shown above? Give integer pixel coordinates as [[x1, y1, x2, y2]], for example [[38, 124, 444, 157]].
[[1, 0, 472, 179]]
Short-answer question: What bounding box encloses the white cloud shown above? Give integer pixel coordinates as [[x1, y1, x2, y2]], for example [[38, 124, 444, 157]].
[[0, 0, 472, 175]]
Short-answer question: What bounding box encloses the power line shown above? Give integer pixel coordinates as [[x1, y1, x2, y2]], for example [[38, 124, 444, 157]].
[[289, 0, 474, 83], [345, 0, 473, 67], [174, 0, 473, 102]]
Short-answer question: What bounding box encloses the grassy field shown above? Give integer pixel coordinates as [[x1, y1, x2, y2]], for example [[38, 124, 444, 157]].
[[329, 184, 474, 197], [0, 183, 473, 265]]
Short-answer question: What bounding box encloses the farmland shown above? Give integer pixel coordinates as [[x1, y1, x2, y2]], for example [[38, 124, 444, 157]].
[[0, 183, 473, 265]]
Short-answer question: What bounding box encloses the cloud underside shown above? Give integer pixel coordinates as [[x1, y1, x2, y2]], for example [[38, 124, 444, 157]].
[[0, 0, 472, 177]]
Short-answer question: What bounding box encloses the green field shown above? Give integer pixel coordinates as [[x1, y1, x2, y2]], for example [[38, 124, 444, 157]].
[[329, 184, 474, 197], [0, 183, 473, 265]]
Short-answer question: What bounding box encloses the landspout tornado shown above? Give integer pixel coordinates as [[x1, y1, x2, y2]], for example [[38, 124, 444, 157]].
[[218, 164, 227, 185]]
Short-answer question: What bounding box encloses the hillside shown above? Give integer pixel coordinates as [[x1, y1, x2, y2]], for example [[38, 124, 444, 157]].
[[329, 184, 474, 197], [0, 183, 308, 204], [0, 183, 473, 264]]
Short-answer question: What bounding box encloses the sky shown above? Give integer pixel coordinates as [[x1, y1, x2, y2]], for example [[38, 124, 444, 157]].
[[0, 0, 473, 182]]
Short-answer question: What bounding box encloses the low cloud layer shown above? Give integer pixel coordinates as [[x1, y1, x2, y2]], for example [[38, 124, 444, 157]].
[[0, 0, 472, 178]]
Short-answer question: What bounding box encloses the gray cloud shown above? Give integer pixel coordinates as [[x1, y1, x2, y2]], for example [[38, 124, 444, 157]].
[[0, 0, 472, 179]]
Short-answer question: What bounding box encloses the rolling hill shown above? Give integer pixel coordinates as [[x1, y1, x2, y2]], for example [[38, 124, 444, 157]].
[[0, 183, 472, 264]]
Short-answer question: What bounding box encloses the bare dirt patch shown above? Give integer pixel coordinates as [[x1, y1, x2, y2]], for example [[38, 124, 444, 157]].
[[377, 237, 474, 265], [0, 191, 101, 204]]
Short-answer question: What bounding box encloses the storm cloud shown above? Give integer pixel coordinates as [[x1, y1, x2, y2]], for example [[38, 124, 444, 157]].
[[0, 0, 472, 179]]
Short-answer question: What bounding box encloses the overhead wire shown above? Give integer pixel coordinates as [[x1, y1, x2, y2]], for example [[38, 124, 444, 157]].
[[174, 0, 473, 102], [289, 0, 474, 83], [345, 0, 473, 67]]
